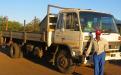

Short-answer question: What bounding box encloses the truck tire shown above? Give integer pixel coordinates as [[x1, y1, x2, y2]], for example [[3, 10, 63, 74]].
[[10, 43, 20, 58], [0, 36, 4, 45], [55, 50, 74, 73], [19, 47, 23, 58], [33, 47, 43, 58]]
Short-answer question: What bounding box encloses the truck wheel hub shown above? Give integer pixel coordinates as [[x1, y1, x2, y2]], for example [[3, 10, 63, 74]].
[[59, 56, 68, 68]]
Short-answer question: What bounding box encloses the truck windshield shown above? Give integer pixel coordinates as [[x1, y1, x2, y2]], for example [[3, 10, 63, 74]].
[[80, 12, 118, 33]]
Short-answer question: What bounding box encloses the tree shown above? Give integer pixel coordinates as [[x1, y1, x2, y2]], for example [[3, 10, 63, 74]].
[[0, 16, 3, 31], [0, 16, 23, 31], [25, 17, 40, 32], [7, 21, 23, 31]]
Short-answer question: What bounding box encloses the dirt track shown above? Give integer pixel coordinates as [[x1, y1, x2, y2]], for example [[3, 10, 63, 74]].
[[0, 49, 121, 75]]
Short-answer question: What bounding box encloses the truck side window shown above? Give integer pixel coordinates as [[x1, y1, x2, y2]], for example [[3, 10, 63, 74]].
[[65, 13, 79, 31], [57, 13, 65, 29]]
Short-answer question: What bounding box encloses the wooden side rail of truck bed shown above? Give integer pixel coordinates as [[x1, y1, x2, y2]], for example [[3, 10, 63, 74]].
[[1, 31, 46, 42]]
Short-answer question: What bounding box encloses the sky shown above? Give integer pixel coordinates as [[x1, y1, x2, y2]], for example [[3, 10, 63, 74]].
[[0, 0, 121, 24]]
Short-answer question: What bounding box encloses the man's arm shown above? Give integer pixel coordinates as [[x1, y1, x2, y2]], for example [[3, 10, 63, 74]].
[[105, 40, 109, 51], [86, 39, 93, 56]]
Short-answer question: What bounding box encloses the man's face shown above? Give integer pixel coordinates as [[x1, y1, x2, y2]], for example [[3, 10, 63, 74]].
[[96, 34, 101, 39]]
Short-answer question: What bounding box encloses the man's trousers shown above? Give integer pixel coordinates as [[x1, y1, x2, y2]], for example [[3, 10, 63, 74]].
[[93, 52, 106, 75]]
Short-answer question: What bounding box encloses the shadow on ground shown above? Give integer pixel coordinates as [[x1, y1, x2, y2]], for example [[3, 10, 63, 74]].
[[0, 47, 81, 75], [108, 60, 121, 66], [0, 46, 11, 57], [72, 72, 82, 75]]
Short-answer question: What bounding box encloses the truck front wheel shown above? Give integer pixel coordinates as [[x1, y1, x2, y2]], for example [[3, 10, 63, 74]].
[[56, 50, 74, 73]]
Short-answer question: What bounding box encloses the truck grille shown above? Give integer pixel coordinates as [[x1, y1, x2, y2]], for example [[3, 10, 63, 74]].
[[83, 42, 120, 50], [108, 42, 120, 49]]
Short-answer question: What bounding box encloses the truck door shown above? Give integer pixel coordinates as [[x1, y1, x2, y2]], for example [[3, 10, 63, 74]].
[[54, 12, 82, 53]]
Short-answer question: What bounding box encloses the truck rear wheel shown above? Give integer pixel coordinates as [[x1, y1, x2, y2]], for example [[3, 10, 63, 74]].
[[56, 50, 74, 73], [10, 43, 20, 58], [0, 36, 4, 45], [33, 47, 43, 58]]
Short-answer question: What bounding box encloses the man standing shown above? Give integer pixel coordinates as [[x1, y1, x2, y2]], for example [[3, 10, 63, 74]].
[[86, 30, 109, 75]]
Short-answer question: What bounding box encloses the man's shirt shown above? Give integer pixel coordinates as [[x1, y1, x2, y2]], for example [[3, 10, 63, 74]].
[[86, 38, 109, 55]]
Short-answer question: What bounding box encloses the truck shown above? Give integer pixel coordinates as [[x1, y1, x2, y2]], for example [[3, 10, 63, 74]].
[[0, 5, 121, 73], [116, 20, 121, 35]]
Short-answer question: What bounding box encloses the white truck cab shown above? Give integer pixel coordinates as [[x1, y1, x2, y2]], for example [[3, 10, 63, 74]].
[[40, 5, 121, 73], [52, 6, 121, 63]]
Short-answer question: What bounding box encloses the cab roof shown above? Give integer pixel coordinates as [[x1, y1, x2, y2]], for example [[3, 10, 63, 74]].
[[60, 8, 111, 15]]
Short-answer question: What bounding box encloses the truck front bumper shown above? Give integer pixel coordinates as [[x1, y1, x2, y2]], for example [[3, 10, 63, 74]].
[[105, 52, 121, 60]]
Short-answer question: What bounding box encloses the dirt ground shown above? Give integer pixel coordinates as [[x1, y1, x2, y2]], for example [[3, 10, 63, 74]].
[[0, 49, 121, 75]]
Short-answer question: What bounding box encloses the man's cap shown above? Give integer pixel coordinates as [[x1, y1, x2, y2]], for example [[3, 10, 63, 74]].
[[96, 30, 101, 35]]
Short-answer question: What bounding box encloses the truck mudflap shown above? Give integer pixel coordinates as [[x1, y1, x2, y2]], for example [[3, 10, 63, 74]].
[[72, 55, 86, 65]]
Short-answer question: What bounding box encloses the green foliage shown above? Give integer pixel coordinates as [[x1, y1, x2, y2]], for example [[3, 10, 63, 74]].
[[7, 21, 23, 31], [0, 16, 23, 31], [25, 17, 40, 32], [0, 16, 41, 32], [0, 16, 3, 31]]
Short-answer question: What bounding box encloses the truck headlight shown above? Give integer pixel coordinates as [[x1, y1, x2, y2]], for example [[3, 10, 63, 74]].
[[72, 51, 76, 56], [118, 36, 121, 40]]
